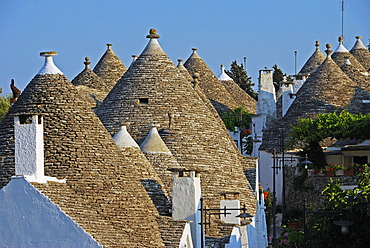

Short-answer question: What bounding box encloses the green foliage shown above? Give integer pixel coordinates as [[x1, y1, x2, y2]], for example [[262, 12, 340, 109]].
[[289, 111, 370, 168], [220, 107, 252, 131], [272, 64, 292, 93], [225, 61, 257, 100], [0, 90, 11, 122], [307, 168, 370, 247]]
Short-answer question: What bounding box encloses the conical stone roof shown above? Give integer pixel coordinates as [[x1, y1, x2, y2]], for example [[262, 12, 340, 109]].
[[332, 36, 367, 72], [71, 57, 107, 108], [184, 48, 239, 113], [93, 44, 127, 90], [217, 65, 256, 114], [298, 41, 326, 75], [96, 30, 256, 217], [260, 44, 360, 152], [341, 57, 370, 91], [350, 36, 370, 71], [0, 52, 164, 247]]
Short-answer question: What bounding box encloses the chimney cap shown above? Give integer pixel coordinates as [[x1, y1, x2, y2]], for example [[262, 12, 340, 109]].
[[168, 166, 207, 173]]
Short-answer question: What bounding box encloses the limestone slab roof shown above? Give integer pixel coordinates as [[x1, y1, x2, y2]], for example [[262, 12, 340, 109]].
[[332, 37, 367, 72], [217, 65, 257, 114], [350, 36, 370, 71], [96, 30, 257, 225], [157, 217, 189, 248], [0, 65, 165, 246], [298, 41, 326, 75], [184, 48, 239, 113], [93, 44, 127, 91], [260, 45, 362, 152], [71, 57, 108, 108], [177, 59, 193, 82]]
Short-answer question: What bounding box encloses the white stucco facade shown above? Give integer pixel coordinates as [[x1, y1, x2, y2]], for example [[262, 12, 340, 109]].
[[172, 170, 202, 248], [0, 177, 100, 248]]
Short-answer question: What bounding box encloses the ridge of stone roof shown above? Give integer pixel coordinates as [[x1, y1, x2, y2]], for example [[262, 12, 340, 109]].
[[0, 54, 165, 246], [350, 36, 370, 71], [217, 65, 257, 114], [93, 44, 127, 91], [332, 37, 367, 72], [184, 48, 239, 113], [298, 41, 326, 75], [260, 44, 360, 152], [96, 30, 257, 228], [177, 59, 193, 82]]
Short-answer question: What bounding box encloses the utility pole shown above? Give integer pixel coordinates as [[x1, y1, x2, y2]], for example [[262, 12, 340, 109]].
[[341, 0, 345, 39], [294, 51, 298, 75]]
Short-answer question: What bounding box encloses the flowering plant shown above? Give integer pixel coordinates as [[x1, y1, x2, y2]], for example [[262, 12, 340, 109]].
[[326, 164, 345, 171]]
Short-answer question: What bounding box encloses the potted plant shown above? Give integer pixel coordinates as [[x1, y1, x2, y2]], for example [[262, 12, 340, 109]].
[[325, 164, 345, 176]]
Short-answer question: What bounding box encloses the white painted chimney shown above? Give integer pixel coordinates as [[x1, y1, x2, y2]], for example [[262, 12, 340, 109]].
[[171, 169, 202, 248], [14, 115, 45, 181], [281, 76, 295, 117], [256, 69, 276, 118]]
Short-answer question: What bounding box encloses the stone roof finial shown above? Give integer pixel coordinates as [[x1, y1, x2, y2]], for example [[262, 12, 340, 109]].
[[325, 44, 333, 56], [356, 36, 362, 40], [315, 41, 320, 49], [84, 57, 91, 69], [38, 51, 63, 75], [107, 44, 112, 50], [338, 36, 344, 44], [146, 29, 160, 39], [178, 59, 183, 63]]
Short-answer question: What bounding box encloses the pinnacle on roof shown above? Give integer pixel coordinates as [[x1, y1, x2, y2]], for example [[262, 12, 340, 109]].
[[37, 51, 63, 75], [350, 36, 370, 71], [0, 52, 165, 246], [184, 48, 239, 113], [113, 125, 140, 148], [96, 29, 257, 227], [334, 36, 349, 53], [332, 36, 367, 72], [298, 41, 326, 75], [93, 43, 127, 90], [217, 64, 233, 81], [140, 125, 171, 154]]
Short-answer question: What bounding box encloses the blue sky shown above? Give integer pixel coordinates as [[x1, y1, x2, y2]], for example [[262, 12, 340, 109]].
[[0, 0, 369, 95]]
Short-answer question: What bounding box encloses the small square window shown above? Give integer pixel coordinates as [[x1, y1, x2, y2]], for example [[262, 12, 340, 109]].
[[19, 115, 33, 124], [139, 98, 149, 104]]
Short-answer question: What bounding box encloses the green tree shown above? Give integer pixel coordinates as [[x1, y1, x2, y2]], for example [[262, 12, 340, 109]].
[[0, 88, 11, 121], [225, 61, 257, 100], [289, 111, 370, 168], [307, 167, 370, 247], [272, 64, 292, 93]]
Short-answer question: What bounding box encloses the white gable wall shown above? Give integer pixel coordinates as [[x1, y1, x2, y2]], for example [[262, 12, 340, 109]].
[[0, 177, 100, 248]]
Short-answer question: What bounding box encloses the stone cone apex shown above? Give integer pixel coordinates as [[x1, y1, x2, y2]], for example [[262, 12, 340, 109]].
[[217, 64, 233, 81], [334, 36, 349, 53], [332, 38, 367, 72], [298, 41, 325, 75], [351, 36, 367, 50], [141, 29, 166, 56], [93, 43, 127, 90], [113, 125, 139, 148], [350, 36, 370, 71], [37, 51, 63, 75], [184, 48, 239, 113], [140, 125, 171, 154]]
